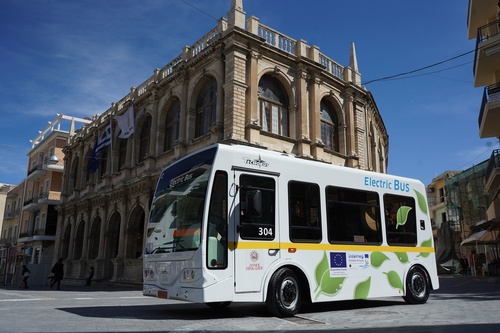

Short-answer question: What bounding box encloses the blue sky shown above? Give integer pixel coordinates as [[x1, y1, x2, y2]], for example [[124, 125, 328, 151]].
[[0, 0, 495, 187]]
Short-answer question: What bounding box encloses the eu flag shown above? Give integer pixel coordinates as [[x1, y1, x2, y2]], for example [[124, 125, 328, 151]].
[[330, 252, 347, 268]]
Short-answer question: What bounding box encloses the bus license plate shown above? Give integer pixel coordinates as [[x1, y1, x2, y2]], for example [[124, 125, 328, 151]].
[[158, 290, 168, 299]]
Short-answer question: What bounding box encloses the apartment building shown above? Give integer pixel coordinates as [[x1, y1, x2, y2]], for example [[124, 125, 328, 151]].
[[466, 0, 500, 275], [16, 114, 91, 285], [56, 0, 389, 285], [0, 183, 17, 284]]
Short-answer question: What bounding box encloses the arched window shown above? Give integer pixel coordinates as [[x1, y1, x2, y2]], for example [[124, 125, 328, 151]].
[[258, 75, 289, 136], [138, 116, 151, 162], [320, 100, 339, 152], [196, 78, 217, 138], [165, 100, 180, 151]]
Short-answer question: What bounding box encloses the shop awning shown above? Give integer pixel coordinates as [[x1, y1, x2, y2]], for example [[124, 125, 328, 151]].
[[461, 230, 487, 245]]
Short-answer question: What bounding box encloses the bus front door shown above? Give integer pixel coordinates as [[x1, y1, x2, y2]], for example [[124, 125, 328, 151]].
[[234, 172, 280, 293]]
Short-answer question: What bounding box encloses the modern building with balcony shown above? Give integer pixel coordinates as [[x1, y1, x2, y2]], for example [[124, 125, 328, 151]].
[[0, 182, 23, 285], [466, 0, 500, 275], [17, 114, 91, 285], [55, 0, 389, 285]]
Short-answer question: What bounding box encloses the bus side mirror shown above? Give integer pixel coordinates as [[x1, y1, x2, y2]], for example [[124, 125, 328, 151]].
[[246, 189, 262, 219]]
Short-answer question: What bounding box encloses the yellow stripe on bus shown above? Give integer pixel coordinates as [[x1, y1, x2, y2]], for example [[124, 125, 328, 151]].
[[228, 241, 435, 253]]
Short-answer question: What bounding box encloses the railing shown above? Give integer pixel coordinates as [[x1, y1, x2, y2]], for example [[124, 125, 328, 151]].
[[27, 164, 43, 176], [478, 82, 500, 129], [258, 24, 296, 55], [319, 53, 344, 79], [192, 26, 219, 57], [485, 149, 500, 183], [474, 19, 500, 75]]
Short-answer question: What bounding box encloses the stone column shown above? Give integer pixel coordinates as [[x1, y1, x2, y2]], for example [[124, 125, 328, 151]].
[[246, 49, 261, 144], [296, 64, 311, 158]]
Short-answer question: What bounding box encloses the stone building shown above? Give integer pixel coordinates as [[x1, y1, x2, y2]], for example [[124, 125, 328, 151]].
[[56, 0, 389, 284]]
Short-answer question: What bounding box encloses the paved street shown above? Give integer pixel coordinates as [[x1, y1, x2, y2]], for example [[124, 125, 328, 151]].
[[0, 275, 499, 333]]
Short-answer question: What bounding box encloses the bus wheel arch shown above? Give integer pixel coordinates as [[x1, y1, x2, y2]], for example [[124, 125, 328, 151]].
[[403, 264, 430, 304], [265, 266, 307, 317]]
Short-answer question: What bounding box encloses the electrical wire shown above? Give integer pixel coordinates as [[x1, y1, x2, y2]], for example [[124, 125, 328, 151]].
[[178, 0, 219, 21], [362, 49, 475, 85], [455, 140, 500, 172]]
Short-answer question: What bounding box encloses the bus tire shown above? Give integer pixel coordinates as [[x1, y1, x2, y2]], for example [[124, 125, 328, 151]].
[[403, 266, 429, 304], [266, 268, 301, 317]]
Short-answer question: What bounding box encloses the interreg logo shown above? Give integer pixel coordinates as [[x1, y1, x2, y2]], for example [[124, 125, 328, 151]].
[[242, 155, 269, 168]]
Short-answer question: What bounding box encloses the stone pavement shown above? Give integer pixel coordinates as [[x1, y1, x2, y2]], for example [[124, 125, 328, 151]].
[[0, 275, 499, 332]]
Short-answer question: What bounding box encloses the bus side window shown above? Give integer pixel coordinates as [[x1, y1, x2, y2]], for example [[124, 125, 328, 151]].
[[207, 171, 228, 269], [239, 174, 275, 240], [383, 194, 417, 246], [288, 181, 322, 242], [326, 186, 382, 244]]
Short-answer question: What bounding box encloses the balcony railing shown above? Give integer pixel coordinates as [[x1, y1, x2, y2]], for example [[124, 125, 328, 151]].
[[478, 82, 500, 129], [485, 149, 500, 183], [474, 19, 500, 76]]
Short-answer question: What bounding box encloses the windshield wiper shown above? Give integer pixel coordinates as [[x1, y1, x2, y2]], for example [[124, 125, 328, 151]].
[[151, 239, 186, 253]]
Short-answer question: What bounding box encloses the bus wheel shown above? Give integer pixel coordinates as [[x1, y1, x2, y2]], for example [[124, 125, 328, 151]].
[[403, 266, 429, 304], [266, 268, 301, 317]]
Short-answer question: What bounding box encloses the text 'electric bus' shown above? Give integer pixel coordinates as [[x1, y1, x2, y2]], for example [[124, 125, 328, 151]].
[[143, 144, 439, 317]]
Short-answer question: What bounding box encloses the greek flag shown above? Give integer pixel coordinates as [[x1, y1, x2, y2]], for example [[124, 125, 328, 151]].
[[88, 120, 111, 174], [95, 120, 112, 156]]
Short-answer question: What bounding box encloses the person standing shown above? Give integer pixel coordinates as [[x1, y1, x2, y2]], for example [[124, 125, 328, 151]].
[[50, 258, 64, 290], [85, 267, 94, 286], [21, 265, 30, 289]]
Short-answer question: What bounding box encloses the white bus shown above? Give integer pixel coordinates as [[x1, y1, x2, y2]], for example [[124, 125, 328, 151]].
[[143, 144, 439, 317]]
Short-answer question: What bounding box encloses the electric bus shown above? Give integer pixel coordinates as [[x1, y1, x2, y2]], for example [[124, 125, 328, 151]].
[[143, 144, 438, 317]]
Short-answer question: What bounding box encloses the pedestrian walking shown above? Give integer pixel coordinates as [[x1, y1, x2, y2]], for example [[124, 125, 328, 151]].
[[50, 258, 64, 290], [21, 265, 30, 289], [85, 267, 94, 286]]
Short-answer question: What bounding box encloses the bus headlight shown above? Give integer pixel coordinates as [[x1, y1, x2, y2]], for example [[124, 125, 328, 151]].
[[144, 262, 156, 280], [181, 269, 200, 282]]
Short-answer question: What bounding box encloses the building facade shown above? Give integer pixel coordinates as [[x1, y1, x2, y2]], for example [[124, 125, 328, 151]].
[[56, 0, 389, 285], [16, 115, 91, 285], [0, 183, 17, 285], [466, 0, 500, 275]]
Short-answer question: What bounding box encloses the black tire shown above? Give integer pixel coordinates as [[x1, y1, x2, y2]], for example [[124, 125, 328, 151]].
[[403, 266, 430, 304], [206, 301, 232, 309], [266, 268, 301, 317]]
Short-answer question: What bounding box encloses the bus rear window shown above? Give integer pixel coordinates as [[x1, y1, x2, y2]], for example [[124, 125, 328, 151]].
[[384, 194, 417, 246], [326, 186, 382, 244]]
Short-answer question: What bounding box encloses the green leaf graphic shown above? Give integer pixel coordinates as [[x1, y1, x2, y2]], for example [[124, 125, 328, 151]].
[[354, 277, 371, 299], [314, 251, 330, 292], [414, 189, 428, 215], [395, 252, 409, 264], [396, 206, 412, 229], [315, 273, 345, 300], [314, 251, 346, 299], [383, 271, 404, 291], [370, 252, 389, 268], [418, 238, 432, 258]]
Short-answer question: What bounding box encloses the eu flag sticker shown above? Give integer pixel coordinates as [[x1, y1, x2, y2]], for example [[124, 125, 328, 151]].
[[330, 252, 347, 277], [330, 252, 347, 268]]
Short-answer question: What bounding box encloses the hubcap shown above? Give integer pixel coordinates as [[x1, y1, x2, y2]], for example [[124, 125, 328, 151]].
[[411, 273, 426, 297], [280, 278, 298, 309]]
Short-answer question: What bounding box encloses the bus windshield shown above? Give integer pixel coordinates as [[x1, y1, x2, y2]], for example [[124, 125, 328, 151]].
[[146, 147, 217, 254]]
